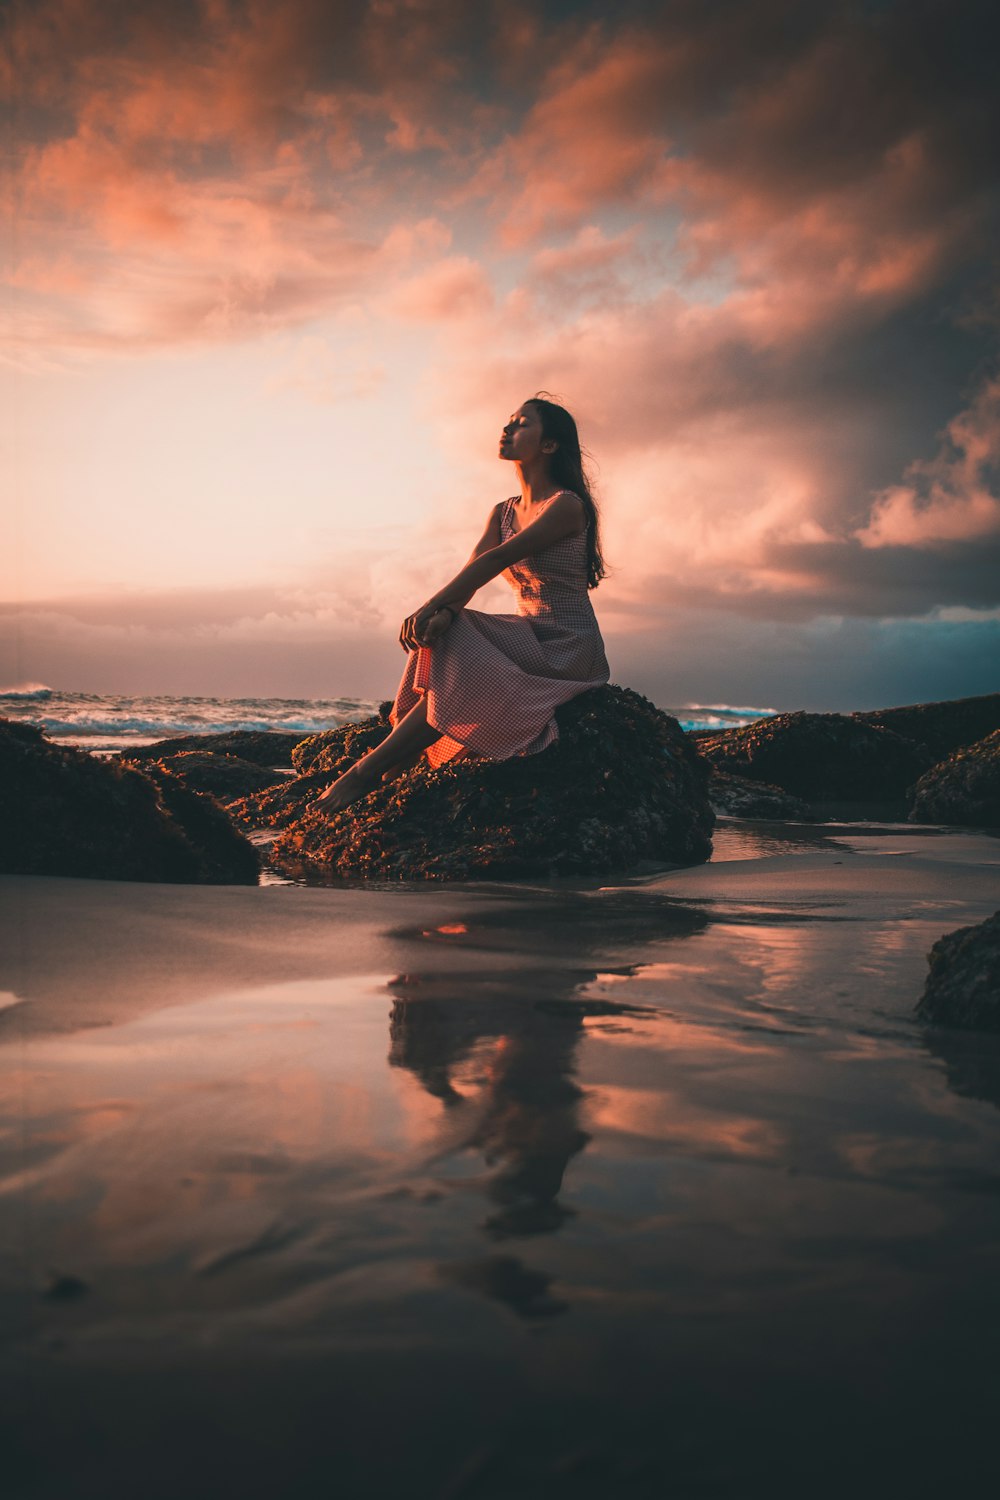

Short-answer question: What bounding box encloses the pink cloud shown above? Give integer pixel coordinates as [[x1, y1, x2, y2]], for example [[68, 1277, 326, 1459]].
[[387, 256, 493, 322], [2, 0, 473, 352], [3, 0, 997, 632], [857, 379, 1000, 548], [470, 35, 676, 245]]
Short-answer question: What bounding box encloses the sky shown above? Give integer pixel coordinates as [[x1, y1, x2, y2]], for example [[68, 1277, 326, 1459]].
[[2, 0, 999, 711]]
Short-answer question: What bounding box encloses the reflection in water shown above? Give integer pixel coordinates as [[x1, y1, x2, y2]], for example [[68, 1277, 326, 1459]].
[[6, 833, 1000, 1499], [389, 972, 626, 1239], [438, 1252, 567, 1318], [921, 1025, 1000, 1113], [710, 820, 848, 861]]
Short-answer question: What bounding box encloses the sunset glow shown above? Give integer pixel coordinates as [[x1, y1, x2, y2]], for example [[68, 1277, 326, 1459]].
[[3, 0, 998, 706]]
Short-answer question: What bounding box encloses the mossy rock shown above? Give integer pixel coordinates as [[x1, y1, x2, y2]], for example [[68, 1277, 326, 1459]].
[[909, 730, 1000, 827], [0, 719, 258, 884], [916, 911, 1000, 1032], [231, 715, 395, 831], [257, 685, 713, 881], [697, 711, 932, 801], [709, 770, 815, 820], [122, 750, 289, 802], [854, 693, 1000, 763], [120, 730, 304, 768]]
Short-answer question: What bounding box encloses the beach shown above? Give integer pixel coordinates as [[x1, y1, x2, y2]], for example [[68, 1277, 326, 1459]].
[[3, 819, 1000, 1498]]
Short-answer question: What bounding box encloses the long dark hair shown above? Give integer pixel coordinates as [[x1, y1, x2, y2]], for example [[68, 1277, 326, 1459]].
[[526, 393, 606, 589]]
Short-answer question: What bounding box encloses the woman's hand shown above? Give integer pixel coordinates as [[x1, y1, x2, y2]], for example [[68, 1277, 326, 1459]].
[[399, 606, 454, 652]]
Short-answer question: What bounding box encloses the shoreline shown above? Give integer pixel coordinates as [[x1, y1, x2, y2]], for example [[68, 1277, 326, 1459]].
[[4, 818, 998, 1042], [3, 820, 1000, 1499]]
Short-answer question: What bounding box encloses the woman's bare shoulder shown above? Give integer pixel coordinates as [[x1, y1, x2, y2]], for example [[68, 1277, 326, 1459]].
[[548, 490, 586, 523]]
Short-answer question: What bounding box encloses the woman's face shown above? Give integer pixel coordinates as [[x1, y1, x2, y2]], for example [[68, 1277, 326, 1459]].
[[499, 403, 553, 465]]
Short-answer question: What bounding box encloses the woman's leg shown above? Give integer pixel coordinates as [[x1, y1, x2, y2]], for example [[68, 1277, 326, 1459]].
[[314, 695, 439, 812]]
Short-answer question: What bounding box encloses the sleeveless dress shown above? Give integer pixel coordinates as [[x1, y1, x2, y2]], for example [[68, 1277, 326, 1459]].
[[391, 492, 610, 768]]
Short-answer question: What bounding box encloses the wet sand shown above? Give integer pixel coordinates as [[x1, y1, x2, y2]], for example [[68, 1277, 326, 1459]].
[[2, 821, 1000, 1498]]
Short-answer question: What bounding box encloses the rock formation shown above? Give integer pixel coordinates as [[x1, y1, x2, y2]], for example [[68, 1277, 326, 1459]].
[[1, 719, 259, 884], [708, 771, 815, 820], [121, 750, 288, 802], [916, 911, 1000, 1032], [234, 686, 714, 881], [854, 692, 1000, 763], [120, 729, 304, 767], [695, 711, 932, 802], [229, 715, 396, 831], [908, 730, 1000, 827]]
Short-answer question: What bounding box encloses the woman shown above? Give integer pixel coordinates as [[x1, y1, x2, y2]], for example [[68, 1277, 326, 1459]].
[[316, 394, 609, 813]]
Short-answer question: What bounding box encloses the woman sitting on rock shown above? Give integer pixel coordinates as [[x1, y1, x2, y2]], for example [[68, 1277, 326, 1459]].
[[316, 394, 609, 813]]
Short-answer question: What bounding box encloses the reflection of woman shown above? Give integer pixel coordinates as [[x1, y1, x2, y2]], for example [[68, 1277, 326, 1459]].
[[316, 395, 609, 813], [388, 987, 590, 1238]]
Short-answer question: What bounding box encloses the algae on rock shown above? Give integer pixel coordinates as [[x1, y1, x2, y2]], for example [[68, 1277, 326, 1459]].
[[917, 911, 1000, 1032], [696, 711, 932, 802], [236, 686, 714, 881], [909, 730, 1000, 828], [1, 719, 259, 884]]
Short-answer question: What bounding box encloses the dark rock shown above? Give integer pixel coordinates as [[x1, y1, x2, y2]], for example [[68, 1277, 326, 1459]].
[[909, 730, 1000, 828], [290, 701, 393, 774], [709, 770, 815, 820], [131, 761, 261, 884], [854, 692, 1000, 763], [696, 711, 932, 801], [0, 718, 258, 884], [916, 910, 1000, 1032], [920, 1026, 1000, 1115], [232, 716, 396, 830], [249, 685, 713, 881], [121, 750, 288, 802], [120, 729, 305, 768], [438, 1255, 566, 1319]]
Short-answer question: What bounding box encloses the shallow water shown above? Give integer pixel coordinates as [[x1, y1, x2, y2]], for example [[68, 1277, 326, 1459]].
[[2, 832, 1000, 1499]]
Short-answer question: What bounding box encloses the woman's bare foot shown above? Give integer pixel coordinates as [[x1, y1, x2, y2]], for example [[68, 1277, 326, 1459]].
[[380, 751, 424, 784], [314, 758, 380, 815]]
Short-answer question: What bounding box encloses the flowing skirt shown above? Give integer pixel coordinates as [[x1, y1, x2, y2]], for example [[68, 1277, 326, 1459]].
[[391, 607, 611, 767]]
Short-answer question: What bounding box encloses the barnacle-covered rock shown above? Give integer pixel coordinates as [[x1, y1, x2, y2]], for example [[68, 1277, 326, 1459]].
[[916, 911, 1000, 1032], [708, 771, 815, 820], [120, 729, 304, 768], [125, 760, 261, 884], [0, 719, 258, 884], [231, 714, 395, 831], [121, 750, 288, 802], [240, 686, 713, 881], [697, 711, 932, 801], [909, 730, 1000, 828], [855, 692, 1000, 763]]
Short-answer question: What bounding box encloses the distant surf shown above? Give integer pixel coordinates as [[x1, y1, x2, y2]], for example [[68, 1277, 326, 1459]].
[[676, 703, 777, 732], [0, 683, 54, 701], [0, 688, 382, 752], [0, 686, 775, 751]]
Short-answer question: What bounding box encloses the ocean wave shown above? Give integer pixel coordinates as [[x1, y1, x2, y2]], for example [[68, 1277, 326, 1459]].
[[0, 683, 53, 700], [3, 688, 772, 744], [683, 703, 776, 717], [34, 712, 376, 739], [675, 704, 775, 732], [2, 688, 380, 745]]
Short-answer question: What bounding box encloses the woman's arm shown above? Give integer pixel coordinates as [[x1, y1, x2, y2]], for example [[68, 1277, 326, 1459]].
[[464, 501, 505, 564], [397, 502, 504, 651], [399, 494, 584, 651], [426, 492, 584, 612]]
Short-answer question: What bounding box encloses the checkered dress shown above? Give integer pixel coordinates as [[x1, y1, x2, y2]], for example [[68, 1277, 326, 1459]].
[[392, 492, 610, 766]]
